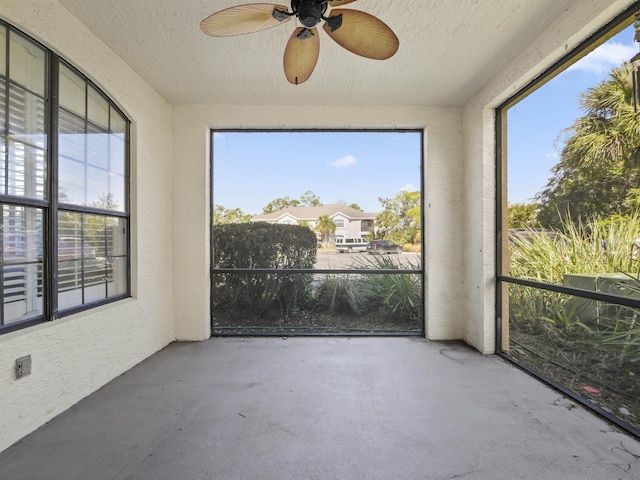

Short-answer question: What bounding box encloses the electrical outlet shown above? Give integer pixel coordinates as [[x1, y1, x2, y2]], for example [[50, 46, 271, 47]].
[[15, 355, 32, 379]]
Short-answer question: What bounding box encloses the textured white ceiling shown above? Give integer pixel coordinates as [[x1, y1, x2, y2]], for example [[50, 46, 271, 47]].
[[57, 0, 579, 107]]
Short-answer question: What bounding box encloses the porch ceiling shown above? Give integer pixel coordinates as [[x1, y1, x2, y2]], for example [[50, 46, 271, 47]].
[[57, 0, 579, 107]]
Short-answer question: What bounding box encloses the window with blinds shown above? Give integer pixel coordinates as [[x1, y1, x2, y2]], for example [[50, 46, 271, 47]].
[[0, 23, 130, 333]]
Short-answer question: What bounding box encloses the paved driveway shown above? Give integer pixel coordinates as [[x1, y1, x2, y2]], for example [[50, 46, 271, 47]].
[[315, 249, 421, 269]]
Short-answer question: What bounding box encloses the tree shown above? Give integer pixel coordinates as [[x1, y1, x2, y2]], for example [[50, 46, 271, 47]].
[[536, 64, 640, 228], [93, 192, 119, 210], [214, 205, 252, 224], [58, 193, 121, 255], [300, 190, 321, 207], [508, 203, 538, 229], [316, 215, 336, 247], [375, 209, 395, 239], [262, 196, 301, 214], [376, 190, 421, 244], [262, 191, 324, 214]]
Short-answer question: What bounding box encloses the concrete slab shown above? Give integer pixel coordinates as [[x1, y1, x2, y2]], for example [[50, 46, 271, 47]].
[[1, 337, 639, 480]]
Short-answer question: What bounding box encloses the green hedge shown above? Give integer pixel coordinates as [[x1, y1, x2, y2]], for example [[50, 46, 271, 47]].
[[212, 223, 317, 318]]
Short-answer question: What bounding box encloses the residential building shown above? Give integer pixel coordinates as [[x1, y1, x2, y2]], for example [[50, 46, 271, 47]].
[[252, 204, 377, 243]]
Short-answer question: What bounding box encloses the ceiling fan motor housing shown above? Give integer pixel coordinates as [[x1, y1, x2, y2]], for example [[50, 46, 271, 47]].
[[292, 0, 328, 28]]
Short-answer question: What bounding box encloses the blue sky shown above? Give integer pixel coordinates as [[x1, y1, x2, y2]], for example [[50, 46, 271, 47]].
[[213, 23, 637, 215], [507, 23, 637, 204], [213, 130, 422, 215]]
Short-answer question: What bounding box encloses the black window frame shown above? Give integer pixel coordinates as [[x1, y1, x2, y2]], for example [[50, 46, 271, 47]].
[[0, 21, 131, 335], [495, 2, 640, 438], [210, 128, 426, 337]]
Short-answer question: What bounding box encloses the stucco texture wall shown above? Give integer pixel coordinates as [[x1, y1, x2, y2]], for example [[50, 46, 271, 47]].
[[172, 105, 466, 343], [460, 0, 636, 353], [1, 0, 635, 457], [0, 0, 175, 453]]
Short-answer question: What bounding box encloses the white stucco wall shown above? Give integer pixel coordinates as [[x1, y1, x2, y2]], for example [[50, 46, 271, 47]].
[[0, 0, 175, 453], [1, 0, 635, 456], [172, 0, 633, 352], [460, 0, 637, 353], [172, 105, 466, 342]]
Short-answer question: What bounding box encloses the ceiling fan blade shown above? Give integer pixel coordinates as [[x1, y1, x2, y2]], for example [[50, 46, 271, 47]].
[[283, 27, 320, 85], [323, 9, 399, 60], [200, 4, 291, 37], [328, 0, 358, 6]]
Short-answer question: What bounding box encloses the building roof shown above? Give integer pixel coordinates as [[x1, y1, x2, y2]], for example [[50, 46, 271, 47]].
[[252, 204, 378, 222]]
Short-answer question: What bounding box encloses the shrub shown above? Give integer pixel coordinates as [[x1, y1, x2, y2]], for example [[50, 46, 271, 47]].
[[508, 216, 640, 425], [509, 215, 640, 284], [350, 255, 422, 322], [212, 223, 317, 317], [312, 274, 364, 316]]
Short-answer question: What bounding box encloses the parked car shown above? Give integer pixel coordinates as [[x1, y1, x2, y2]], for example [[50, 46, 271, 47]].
[[366, 240, 402, 254], [335, 237, 368, 253]]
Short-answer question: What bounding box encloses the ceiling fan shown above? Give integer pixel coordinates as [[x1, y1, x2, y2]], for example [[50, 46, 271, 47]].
[[200, 0, 399, 85]]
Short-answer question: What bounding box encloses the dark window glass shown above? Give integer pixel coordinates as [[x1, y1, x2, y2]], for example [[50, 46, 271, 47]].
[[0, 22, 130, 333]]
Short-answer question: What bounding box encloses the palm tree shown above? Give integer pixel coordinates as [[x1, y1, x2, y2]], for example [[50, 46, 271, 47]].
[[565, 65, 640, 168], [316, 215, 336, 247], [536, 63, 640, 228]]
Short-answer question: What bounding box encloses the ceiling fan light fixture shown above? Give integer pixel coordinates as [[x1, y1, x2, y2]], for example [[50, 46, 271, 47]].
[[296, 1, 327, 28]]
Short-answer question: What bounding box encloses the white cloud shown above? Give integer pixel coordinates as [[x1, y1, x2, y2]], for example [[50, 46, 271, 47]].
[[329, 155, 358, 168], [568, 42, 637, 74], [546, 151, 560, 161], [400, 183, 417, 192]]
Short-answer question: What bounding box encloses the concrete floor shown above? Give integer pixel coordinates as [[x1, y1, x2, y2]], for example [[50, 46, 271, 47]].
[[1, 337, 639, 480]]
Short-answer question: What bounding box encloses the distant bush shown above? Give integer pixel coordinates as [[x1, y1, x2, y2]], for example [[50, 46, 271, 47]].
[[402, 243, 421, 253]]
